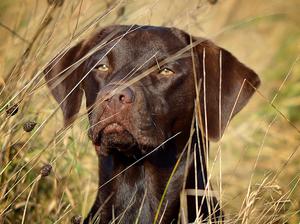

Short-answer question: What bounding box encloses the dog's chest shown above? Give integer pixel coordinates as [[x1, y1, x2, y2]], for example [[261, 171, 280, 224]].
[[108, 163, 182, 224], [110, 166, 155, 223]]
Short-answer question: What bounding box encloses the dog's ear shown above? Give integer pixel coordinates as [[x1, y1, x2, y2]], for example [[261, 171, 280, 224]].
[[194, 39, 260, 141], [44, 42, 85, 126]]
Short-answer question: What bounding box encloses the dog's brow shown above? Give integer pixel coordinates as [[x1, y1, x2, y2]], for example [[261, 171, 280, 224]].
[[155, 52, 192, 64]]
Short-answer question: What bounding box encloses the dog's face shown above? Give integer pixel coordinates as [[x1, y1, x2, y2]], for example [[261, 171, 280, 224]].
[[45, 25, 260, 156], [86, 26, 196, 156]]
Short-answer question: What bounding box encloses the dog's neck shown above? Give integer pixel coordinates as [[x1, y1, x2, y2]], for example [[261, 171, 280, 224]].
[[88, 138, 209, 223]]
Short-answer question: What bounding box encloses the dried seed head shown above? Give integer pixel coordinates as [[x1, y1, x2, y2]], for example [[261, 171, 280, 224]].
[[71, 215, 82, 224], [40, 164, 52, 177], [6, 104, 19, 116], [47, 0, 64, 7], [23, 121, 37, 132]]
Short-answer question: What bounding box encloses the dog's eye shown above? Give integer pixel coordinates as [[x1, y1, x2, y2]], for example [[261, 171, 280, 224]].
[[95, 64, 109, 72], [159, 68, 175, 76]]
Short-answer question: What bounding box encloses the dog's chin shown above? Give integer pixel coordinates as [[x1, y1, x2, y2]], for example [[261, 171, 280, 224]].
[[95, 123, 138, 156], [101, 131, 137, 150]]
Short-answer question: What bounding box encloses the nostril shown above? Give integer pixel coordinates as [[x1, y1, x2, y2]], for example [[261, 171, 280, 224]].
[[100, 86, 134, 105], [119, 94, 126, 103], [104, 93, 111, 102], [120, 88, 134, 104]]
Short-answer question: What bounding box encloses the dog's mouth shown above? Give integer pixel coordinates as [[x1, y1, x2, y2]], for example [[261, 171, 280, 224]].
[[94, 123, 138, 154]]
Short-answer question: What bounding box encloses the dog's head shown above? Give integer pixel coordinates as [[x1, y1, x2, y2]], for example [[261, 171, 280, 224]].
[[45, 25, 260, 156]]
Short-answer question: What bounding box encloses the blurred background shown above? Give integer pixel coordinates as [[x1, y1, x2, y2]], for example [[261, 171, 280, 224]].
[[0, 0, 299, 223]]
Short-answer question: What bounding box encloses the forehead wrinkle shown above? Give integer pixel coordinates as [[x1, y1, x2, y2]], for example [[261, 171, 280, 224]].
[[106, 28, 188, 72]]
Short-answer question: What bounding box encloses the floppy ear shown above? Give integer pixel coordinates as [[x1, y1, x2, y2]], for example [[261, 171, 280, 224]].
[[195, 39, 260, 141], [44, 42, 84, 126]]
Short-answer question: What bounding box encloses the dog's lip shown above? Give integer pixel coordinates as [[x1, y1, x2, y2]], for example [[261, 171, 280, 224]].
[[91, 122, 129, 146], [102, 122, 126, 134], [91, 121, 158, 150]]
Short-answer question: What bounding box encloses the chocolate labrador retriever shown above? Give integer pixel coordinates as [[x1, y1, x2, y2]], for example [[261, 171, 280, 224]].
[[44, 25, 260, 223]]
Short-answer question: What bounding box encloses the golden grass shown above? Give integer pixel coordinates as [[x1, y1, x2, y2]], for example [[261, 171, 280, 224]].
[[0, 0, 299, 223]]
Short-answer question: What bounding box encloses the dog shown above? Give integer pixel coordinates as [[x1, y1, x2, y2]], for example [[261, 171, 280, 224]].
[[44, 25, 260, 223]]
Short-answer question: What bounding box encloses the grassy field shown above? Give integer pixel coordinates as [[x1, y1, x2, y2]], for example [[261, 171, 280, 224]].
[[0, 0, 299, 223]]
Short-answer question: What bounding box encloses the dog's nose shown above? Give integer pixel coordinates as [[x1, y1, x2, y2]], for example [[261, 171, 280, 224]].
[[99, 85, 134, 110], [111, 87, 134, 104]]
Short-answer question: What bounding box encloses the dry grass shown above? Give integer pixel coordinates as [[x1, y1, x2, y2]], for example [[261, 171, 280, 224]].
[[0, 0, 299, 223]]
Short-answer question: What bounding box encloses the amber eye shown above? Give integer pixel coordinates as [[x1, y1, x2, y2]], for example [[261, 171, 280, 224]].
[[95, 64, 109, 72], [159, 68, 175, 76]]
